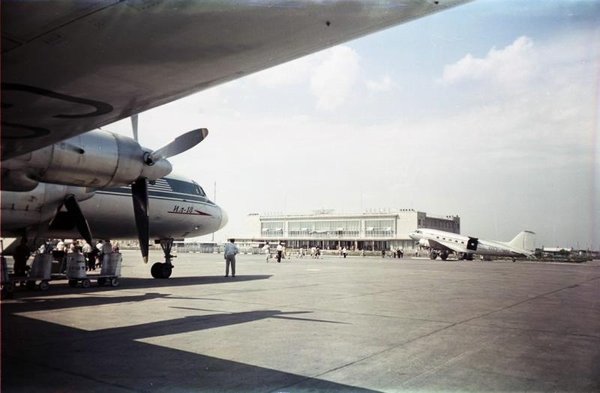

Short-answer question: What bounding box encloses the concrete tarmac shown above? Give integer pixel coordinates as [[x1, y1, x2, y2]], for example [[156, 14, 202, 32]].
[[2, 250, 600, 392]]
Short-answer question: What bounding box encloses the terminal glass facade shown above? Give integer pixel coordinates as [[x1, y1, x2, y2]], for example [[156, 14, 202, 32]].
[[248, 210, 460, 253]]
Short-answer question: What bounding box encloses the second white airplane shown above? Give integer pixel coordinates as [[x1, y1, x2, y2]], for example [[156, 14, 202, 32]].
[[409, 228, 536, 261]]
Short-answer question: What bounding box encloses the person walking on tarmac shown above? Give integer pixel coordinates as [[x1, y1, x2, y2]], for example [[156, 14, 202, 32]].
[[263, 243, 271, 262], [276, 243, 284, 263], [224, 238, 239, 277], [13, 238, 31, 277]]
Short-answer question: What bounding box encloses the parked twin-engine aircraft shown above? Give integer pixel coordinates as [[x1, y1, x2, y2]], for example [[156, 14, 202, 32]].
[[410, 228, 536, 261], [1, 1, 469, 278]]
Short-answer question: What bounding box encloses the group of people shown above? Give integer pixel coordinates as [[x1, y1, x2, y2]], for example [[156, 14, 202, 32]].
[[262, 243, 330, 261], [262, 242, 288, 263], [49, 239, 116, 271], [382, 248, 404, 258], [11, 238, 117, 276]]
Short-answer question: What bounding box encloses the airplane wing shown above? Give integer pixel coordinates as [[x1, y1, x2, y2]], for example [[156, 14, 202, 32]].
[[428, 239, 472, 254], [2, 1, 469, 159]]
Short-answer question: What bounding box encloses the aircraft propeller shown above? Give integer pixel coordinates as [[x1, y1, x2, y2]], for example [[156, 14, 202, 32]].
[[129, 115, 208, 262]]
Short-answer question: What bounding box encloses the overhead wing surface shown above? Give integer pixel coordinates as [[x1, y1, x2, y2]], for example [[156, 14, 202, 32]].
[[1, 1, 469, 159]]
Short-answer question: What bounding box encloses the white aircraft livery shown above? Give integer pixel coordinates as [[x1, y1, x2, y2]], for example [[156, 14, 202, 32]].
[[410, 228, 536, 261]]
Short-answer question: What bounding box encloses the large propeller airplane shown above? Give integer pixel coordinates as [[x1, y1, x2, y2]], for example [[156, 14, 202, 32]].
[[1, 119, 227, 278], [409, 228, 536, 261], [1, 1, 469, 278]]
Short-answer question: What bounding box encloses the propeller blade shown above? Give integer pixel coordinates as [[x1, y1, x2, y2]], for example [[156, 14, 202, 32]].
[[64, 194, 93, 245], [131, 114, 139, 142], [131, 178, 149, 263], [148, 128, 208, 163]]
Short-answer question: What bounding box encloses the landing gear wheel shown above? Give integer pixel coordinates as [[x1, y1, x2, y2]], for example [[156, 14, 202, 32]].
[[441, 252, 449, 261], [151, 262, 162, 279], [110, 278, 119, 287], [39, 281, 50, 291], [81, 279, 91, 288], [430, 252, 438, 260], [151, 262, 172, 279]]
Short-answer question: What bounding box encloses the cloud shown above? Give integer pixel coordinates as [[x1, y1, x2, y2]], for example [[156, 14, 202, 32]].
[[441, 36, 537, 88], [309, 46, 360, 111], [366, 75, 394, 92], [244, 45, 363, 111]]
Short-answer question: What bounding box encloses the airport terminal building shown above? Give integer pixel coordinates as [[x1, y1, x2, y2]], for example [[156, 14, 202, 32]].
[[242, 209, 460, 252]]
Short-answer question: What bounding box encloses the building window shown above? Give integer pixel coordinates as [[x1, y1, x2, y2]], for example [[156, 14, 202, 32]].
[[261, 221, 284, 237]]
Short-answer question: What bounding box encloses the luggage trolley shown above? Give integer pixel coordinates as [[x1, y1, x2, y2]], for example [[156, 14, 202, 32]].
[[97, 252, 122, 287], [1, 248, 53, 296], [26, 253, 53, 291], [1, 255, 14, 298], [66, 253, 91, 288], [67, 252, 122, 288]]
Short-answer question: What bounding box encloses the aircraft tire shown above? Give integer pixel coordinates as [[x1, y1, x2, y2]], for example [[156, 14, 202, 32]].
[[110, 278, 119, 287], [429, 252, 438, 260], [151, 262, 172, 279], [39, 281, 50, 291], [151, 262, 163, 279], [441, 253, 448, 261], [161, 264, 172, 279], [82, 279, 91, 288]]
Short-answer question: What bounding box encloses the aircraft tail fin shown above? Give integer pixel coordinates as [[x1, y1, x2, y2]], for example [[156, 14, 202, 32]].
[[507, 231, 536, 252]]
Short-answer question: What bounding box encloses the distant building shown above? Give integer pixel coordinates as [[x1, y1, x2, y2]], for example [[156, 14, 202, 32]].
[[242, 209, 460, 252]]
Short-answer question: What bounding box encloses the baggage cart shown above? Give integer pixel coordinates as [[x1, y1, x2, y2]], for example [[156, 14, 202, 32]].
[[26, 254, 53, 290], [1, 255, 14, 298], [97, 252, 122, 287], [66, 253, 92, 288], [67, 252, 122, 288]]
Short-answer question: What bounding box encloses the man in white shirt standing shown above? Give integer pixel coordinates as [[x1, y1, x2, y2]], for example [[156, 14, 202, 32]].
[[224, 239, 239, 277]]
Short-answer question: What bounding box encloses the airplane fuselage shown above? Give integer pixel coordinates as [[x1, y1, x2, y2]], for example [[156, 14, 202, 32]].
[[411, 228, 534, 260], [0, 175, 226, 242]]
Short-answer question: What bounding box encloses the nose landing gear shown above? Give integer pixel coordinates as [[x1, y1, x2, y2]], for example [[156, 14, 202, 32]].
[[151, 239, 175, 279]]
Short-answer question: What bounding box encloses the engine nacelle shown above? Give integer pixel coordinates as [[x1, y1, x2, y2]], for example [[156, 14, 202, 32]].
[[1, 129, 171, 191], [1, 183, 95, 236]]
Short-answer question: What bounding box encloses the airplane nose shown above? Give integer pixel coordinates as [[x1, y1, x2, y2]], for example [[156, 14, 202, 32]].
[[218, 208, 228, 230]]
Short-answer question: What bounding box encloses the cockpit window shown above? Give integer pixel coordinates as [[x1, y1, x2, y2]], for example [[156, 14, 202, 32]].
[[166, 178, 204, 196]]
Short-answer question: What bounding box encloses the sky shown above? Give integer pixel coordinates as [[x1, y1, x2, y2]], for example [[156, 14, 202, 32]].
[[107, 0, 600, 249]]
